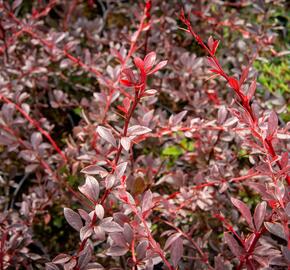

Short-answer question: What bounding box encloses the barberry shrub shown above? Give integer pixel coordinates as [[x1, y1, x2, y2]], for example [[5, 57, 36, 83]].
[[0, 1, 289, 270]]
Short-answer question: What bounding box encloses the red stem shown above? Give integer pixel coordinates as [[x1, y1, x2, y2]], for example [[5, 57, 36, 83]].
[[0, 94, 67, 163], [180, 13, 290, 185]]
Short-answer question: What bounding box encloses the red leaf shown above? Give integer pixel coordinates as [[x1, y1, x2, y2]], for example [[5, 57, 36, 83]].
[[240, 65, 250, 86], [120, 79, 133, 87], [212, 40, 220, 55], [122, 68, 136, 83], [123, 97, 131, 111], [134, 57, 144, 72], [117, 105, 127, 113], [207, 36, 214, 51], [147, 60, 167, 75], [228, 77, 239, 91], [210, 69, 223, 75], [144, 52, 156, 72], [207, 57, 219, 69]]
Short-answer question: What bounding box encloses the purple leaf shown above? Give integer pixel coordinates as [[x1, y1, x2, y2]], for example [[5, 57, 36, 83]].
[[231, 197, 254, 229], [169, 110, 187, 126], [25, 164, 39, 173], [45, 263, 60, 270], [223, 117, 238, 127], [240, 65, 250, 85], [93, 226, 106, 241], [78, 209, 91, 223], [12, 1, 22, 12], [113, 213, 130, 226], [141, 190, 153, 214], [253, 201, 267, 230], [217, 106, 228, 125], [164, 232, 182, 250], [110, 232, 127, 247], [115, 162, 127, 179], [264, 222, 286, 240], [122, 68, 136, 84], [19, 150, 37, 162], [77, 244, 92, 269], [144, 52, 156, 72], [81, 165, 108, 178], [275, 180, 285, 202], [31, 132, 42, 150], [0, 134, 15, 145], [96, 126, 117, 147], [282, 247, 290, 264], [64, 259, 76, 270], [127, 125, 151, 136], [144, 89, 157, 96], [136, 240, 148, 260], [100, 221, 123, 233], [280, 152, 288, 169], [224, 232, 244, 257], [171, 237, 183, 267], [266, 111, 278, 139], [285, 203, 290, 218], [95, 204, 105, 220], [120, 137, 131, 151], [105, 174, 116, 189], [52, 254, 71, 264], [207, 36, 214, 51], [244, 233, 255, 250], [106, 246, 128, 256], [147, 60, 168, 75], [247, 79, 256, 101], [207, 57, 219, 70], [123, 223, 133, 244], [80, 225, 93, 241], [78, 176, 99, 202], [64, 208, 83, 231]]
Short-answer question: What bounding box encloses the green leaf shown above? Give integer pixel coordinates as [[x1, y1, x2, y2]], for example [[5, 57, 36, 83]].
[[73, 107, 82, 117], [162, 145, 183, 157]]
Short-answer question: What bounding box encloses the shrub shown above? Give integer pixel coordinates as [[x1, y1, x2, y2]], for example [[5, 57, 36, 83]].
[[0, 1, 289, 269]]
